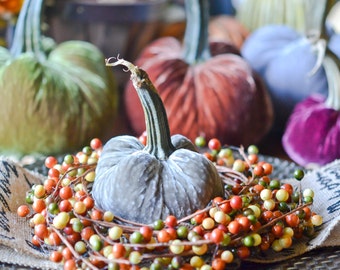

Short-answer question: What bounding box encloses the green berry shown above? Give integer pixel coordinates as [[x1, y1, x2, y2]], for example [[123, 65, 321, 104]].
[[130, 231, 144, 244], [294, 169, 304, 180], [89, 234, 102, 251], [269, 179, 280, 190], [82, 146, 93, 156], [176, 225, 189, 239], [247, 145, 259, 155], [243, 235, 255, 247], [129, 251, 142, 264], [153, 219, 164, 230], [195, 136, 206, 147], [63, 154, 74, 165]]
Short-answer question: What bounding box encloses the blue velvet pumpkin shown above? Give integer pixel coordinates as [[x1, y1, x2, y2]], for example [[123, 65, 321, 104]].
[[241, 25, 329, 131]]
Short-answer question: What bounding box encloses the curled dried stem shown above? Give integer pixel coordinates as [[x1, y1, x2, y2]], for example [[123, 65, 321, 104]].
[[105, 56, 139, 74]]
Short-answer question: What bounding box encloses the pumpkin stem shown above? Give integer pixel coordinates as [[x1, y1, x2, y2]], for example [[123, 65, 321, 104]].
[[308, 0, 337, 76], [106, 58, 176, 160], [319, 0, 340, 111], [9, 0, 29, 56], [10, 0, 46, 61], [182, 0, 211, 64], [319, 0, 337, 41], [323, 53, 340, 111]]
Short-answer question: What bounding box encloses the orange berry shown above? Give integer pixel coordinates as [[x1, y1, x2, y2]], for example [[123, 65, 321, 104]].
[[49, 251, 63, 263], [44, 178, 56, 194], [157, 229, 171, 243], [32, 199, 46, 213], [17, 205, 30, 217], [212, 258, 226, 270]]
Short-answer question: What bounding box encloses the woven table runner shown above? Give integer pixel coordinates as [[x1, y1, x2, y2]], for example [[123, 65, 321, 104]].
[[0, 156, 339, 269]]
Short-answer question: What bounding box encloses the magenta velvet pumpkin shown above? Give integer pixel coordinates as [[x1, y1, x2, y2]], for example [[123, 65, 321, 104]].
[[282, 55, 340, 166], [123, 0, 273, 147]]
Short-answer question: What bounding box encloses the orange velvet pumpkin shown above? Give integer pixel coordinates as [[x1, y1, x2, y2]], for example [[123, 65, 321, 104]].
[[209, 15, 250, 50]]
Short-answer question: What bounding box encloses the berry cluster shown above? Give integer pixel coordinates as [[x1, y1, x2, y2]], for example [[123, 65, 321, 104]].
[[17, 137, 322, 270]]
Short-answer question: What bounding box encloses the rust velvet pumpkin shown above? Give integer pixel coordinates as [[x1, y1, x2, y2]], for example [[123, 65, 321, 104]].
[[124, 0, 273, 147]]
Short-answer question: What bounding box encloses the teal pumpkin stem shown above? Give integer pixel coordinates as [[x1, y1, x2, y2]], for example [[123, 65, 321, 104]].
[[106, 58, 176, 160], [31, 0, 46, 61], [9, 0, 28, 56], [10, 0, 46, 62], [182, 0, 211, 64]]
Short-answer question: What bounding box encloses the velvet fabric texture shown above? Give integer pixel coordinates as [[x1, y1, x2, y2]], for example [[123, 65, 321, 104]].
[[282, 94, 340, 166]]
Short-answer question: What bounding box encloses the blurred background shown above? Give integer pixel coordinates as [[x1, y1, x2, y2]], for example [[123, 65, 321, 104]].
[[1, 0, 339, 166]]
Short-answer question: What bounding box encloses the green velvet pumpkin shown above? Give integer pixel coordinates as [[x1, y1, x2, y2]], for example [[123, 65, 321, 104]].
[[92, 59, 224, 224], [0, 0, 119, 156]]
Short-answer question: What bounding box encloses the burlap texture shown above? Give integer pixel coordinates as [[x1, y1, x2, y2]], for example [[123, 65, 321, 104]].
[[0, 156, 339, 269], [0, 157, 59, 269]]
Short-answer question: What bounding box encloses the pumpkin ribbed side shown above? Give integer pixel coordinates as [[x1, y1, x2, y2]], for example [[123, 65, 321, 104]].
[[123, 0, 273, 146], [124, 37, 273, 146]]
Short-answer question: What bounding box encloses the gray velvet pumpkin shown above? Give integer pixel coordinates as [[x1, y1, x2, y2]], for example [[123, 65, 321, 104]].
[[92, 59, 224, 224]]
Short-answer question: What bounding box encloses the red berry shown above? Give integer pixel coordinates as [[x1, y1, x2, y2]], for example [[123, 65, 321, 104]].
[[59, 200, 72, 212], [227, 220, 241, 234], [165, 215, 178, 228], [44, 156, 58, 169], [212, 258, 226, 270], [90, 138, 102, 150], [230, 196, 243, 210], [237, 246, 250, 259], [285, 214, 300, 227], [48, 168, 60, 179], [157, 229, 171, 243], [210, 228, 224, 244], [237, 216, 251, 231], [49, 251, 63, 263], [34, 223, 48, 239], [140, 226, 153, 242], [59, 186, 73, 200], [208, 138, 221, 151], [253, 165, 264, 177], [112, 243, 126, 259]]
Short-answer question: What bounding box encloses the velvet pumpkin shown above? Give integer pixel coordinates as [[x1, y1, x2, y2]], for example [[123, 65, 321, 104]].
[[123, 0, 273, 147], [0, 0, 119, 156], [282, 53, 340, 166], [326, 2, 340, 61], [208, 15, 250, 50], [327, 1, 340, 34], [235, 0, 326, 33], [241, 0, 337, 132], [329, 33, 340, 58], [241, 25, 329, 131], [93, 58, 224, 224]]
